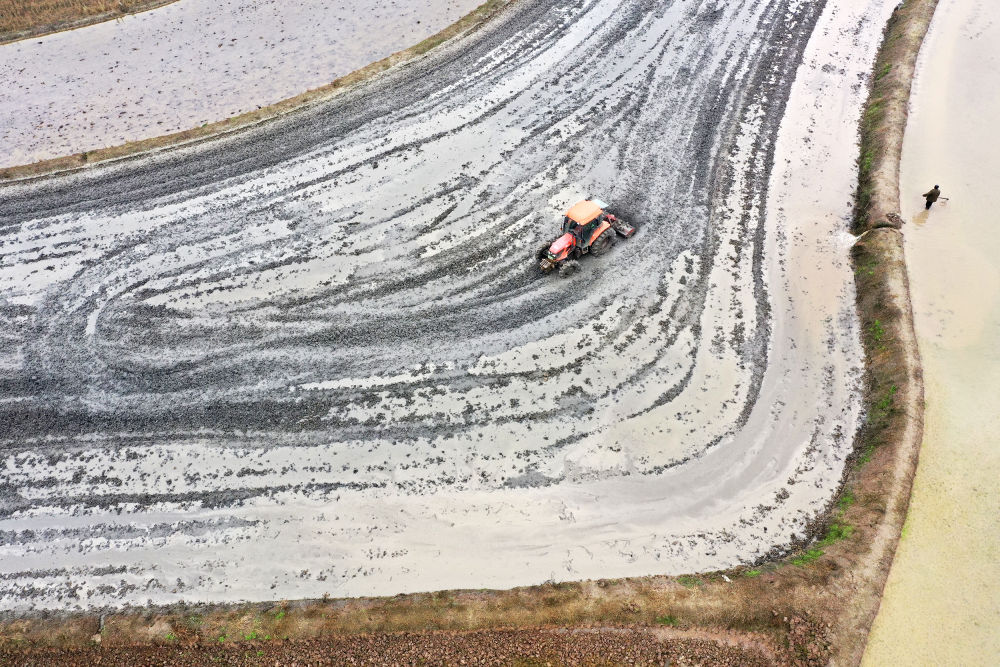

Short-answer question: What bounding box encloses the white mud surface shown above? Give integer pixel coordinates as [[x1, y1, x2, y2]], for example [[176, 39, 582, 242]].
[[0, 0, 893, 611], [0, 0, 483, 167], [864, 0, 1000, 663]]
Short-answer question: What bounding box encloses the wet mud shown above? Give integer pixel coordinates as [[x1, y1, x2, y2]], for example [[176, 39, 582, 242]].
[[0, 0, 891, 610], [0, 0, 484, 166]]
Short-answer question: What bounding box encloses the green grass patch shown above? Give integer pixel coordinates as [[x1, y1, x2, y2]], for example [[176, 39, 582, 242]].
[[869, 319, 887, 349], [791, 522, 855, 567], [856, 94, 888, 229], [836, 489, 856, 512], [655, 614, 680, 626], [856, 442, 877, 468], [791, 548, 824, 566], [859, 149, 875, 176], [873, 384, 898, 418], [867, 384, 898, 427], [855, 186, 874, 223], [818, 523, 855, 548], [876, 384, 897, 410], [743, 569, 762, 578], [864, 101, 885, 125], [857, 259, 877, 276], [876, 62, 893, 81], [676, 575, 703, 588], [868, 320, 885, 344]]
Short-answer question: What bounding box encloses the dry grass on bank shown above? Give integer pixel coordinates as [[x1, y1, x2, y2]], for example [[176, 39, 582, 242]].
[[0, 0, 176, 43], [0, 574, 831, 664]]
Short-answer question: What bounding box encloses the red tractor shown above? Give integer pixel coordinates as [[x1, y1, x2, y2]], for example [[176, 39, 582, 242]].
[[537, 199, 635, 276]]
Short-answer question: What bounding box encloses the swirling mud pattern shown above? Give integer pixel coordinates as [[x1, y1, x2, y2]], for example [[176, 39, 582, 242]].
[[0, 0, 868, 610]]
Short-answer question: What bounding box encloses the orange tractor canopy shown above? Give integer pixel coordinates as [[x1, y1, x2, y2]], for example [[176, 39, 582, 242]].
[[537, 198, 635, 276]]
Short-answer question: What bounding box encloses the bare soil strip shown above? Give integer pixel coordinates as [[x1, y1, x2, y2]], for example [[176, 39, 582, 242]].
[[0, 0, 178, 45], [0, 1, 936, 665], [1, 626, 780, 666]]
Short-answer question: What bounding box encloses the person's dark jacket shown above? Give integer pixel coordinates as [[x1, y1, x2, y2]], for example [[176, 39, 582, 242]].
[[923, 187, 941, 202]]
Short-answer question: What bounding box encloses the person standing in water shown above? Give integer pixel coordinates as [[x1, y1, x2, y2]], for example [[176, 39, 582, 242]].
[[923, 185, 941, 209]]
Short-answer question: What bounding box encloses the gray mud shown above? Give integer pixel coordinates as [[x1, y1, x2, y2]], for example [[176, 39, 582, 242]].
[[0, 0, 886, 610], [0, 0, 485, 166]]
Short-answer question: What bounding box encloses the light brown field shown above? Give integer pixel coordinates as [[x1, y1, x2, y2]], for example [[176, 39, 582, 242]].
[[864, 0, 1000, 662]]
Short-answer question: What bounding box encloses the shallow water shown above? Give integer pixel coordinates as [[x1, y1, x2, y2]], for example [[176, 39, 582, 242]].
[[863, 0, 1000, 663]]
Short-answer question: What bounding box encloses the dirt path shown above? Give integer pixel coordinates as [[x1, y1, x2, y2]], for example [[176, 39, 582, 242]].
[[862, 0, 1000, 663]]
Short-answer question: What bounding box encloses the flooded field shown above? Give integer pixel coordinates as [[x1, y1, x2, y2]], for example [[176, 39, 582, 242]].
[[864, 0, 1000, 662], [0, 0, 893, 610], [0, 0, 483, 167]]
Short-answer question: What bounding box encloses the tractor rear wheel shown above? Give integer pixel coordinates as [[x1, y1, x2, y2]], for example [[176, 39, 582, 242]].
[[558, 259, 580, 278], [591, 228, 615, 256]]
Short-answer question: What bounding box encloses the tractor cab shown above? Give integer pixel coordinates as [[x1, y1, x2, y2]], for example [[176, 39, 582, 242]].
[[562, 199, 607, 245], [562, 217, 582, 236]]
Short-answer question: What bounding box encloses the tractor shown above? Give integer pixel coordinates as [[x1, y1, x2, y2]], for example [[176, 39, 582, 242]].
[[537, 199, 635, 276]]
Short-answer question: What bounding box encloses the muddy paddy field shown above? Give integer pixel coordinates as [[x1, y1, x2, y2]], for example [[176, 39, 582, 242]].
[[0, 0, 909, 655]]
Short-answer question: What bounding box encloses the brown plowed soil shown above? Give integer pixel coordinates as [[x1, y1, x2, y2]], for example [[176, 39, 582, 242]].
[[1, 627, 784, 666]]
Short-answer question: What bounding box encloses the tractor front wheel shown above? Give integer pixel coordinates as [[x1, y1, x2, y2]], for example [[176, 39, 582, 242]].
[[591, 228, 616, 256], [558, 259, 580, 278], [536, 243, 552, 260]]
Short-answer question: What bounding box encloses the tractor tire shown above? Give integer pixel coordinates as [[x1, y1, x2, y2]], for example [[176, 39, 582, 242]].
[[558, 259, 580, 278], [536, 243, 551, 260], [590, 228, 615, 256]]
